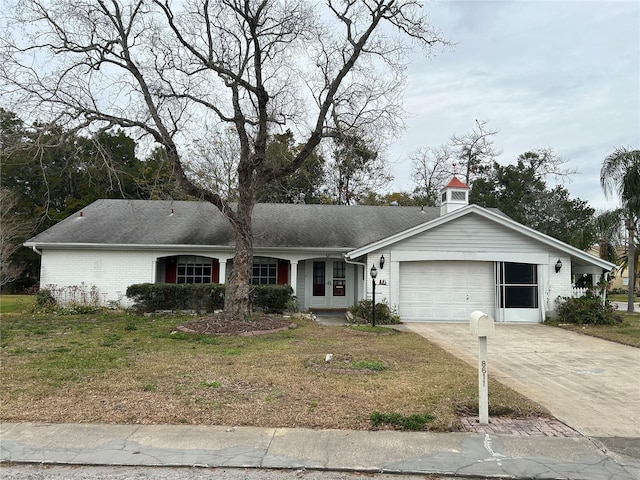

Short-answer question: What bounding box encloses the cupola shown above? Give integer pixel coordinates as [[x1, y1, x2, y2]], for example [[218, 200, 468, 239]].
[[440, 176, 469, 215]]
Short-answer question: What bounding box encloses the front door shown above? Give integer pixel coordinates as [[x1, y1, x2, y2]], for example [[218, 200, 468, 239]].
[[309, 259, 351, 309]]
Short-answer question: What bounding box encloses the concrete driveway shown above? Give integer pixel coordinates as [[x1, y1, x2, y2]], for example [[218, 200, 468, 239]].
[[401, 323, 640, 438]]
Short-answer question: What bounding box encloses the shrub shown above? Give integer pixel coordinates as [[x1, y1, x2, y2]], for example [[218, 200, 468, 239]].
[[126, 283, 294, 314], [348, 299, 400, 325], [370, 411, 435, 431], [609, 287, 629, 295], [35, 289, 57, 310], [34, 287, 101, 314], [57, 304, 100, 315], [250, 284, 294, 313], [555, 292, 618, 325], [126, 283, 225, 312]]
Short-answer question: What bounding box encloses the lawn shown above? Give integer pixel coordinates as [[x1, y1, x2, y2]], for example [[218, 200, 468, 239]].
[[0, 295, 36, 314], [553, 312, 640, 348], [608, 293, 639, 303], [0, 309, 548, 431]]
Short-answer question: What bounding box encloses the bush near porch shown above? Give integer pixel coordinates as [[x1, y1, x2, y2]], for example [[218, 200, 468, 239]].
[[348, 299, 401, 325], [555, 292, 619, 325], [125, 283, 293, 314]]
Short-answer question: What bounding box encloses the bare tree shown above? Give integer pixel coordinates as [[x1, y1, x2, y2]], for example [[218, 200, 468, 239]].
[[409, 144, 452, 206], [325, 133, 392, 205], [517, 148, 576, 182], [187, 127, 240, 202], [450, 119, 500, 185], [1, 0, 447, 317]]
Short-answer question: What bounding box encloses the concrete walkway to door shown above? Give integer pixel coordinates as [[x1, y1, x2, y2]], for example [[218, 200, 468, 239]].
[[400, 323, 640, 438]]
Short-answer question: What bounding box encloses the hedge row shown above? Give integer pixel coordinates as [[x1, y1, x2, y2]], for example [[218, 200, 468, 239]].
[[125, 283, 293, 314]]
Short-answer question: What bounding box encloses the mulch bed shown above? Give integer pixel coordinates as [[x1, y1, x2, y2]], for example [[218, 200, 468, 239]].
[[176, 313, 297, 336]]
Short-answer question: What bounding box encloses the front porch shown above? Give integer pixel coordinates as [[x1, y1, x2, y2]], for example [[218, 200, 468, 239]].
[[153, 254, 364, 312]]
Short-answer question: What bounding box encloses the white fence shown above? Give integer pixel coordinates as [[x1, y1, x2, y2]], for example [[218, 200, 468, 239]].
[[571, 287, 589, 298]]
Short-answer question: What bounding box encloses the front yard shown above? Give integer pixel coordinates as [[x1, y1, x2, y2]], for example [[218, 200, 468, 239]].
[[552, 312, 640, 348], [0, 308, 547, 431]]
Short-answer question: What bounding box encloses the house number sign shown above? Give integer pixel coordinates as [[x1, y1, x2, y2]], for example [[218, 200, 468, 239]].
[[481, 360, 487, 387], [469, 311, 495, 426]]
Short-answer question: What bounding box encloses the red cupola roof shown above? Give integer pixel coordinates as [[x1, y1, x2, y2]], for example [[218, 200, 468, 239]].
[[444, 176, 469, 189]]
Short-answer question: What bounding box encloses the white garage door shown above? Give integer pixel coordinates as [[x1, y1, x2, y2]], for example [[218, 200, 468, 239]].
[[399, 261, 495, 322]]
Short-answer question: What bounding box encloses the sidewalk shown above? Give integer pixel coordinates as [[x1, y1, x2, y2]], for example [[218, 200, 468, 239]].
[[2, 423, 639, 479], [614, 301, 640, 313]]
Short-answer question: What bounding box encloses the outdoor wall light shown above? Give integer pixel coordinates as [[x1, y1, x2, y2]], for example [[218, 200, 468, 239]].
[[555, 259, 562, 273], [379, 254, 385, 269]]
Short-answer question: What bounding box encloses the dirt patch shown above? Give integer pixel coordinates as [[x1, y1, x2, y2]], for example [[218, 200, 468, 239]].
[[176, 313, 297, 336]]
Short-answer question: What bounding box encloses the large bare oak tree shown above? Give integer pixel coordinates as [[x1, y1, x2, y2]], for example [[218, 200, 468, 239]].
[[1, 0, 446, 317]]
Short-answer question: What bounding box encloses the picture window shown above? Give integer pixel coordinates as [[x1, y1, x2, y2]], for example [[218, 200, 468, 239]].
[[177, 256, 212, 284]]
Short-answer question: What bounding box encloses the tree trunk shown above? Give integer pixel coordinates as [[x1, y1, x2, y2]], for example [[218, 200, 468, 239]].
[[628, 216, 636, 313], [223, 198, 255, 319]]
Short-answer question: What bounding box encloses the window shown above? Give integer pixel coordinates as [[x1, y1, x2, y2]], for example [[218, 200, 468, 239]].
[[313, 261, 325, 296], [499, 263, 538, 308], [251, 257, 277, 285], [177, 256, 212, 284]]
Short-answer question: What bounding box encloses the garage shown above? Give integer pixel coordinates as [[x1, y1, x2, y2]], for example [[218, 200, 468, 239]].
[[399, 261, 495, 322]]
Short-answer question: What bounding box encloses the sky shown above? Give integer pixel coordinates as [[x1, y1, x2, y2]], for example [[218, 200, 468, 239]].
[[386, 0, 640, 211]]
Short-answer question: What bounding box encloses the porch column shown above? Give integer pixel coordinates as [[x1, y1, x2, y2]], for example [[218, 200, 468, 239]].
[[290, 261, 298, 296], [389, 260, 400, 310], [218, 258, 227, 284]]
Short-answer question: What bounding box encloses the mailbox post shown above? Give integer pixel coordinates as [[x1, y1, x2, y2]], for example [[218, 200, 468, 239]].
[[469, 310, 495, 425]]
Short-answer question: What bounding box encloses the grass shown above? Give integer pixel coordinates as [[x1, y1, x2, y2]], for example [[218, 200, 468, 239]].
[[0, 295, 36, 314], [0, 309, 548, 431], [551, 312, 640, 348], [608, 294, 639, 303]]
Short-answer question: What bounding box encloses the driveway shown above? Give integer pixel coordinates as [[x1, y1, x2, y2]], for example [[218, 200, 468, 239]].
[[401, 323, 640, 438]]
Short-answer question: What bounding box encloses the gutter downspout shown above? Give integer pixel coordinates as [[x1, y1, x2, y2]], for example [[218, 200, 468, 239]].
[[344, 255, 367, 304], [31, 246, 42, 256]]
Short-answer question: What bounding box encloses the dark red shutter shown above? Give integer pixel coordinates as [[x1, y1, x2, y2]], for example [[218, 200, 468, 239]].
[[166, 257, 177, 283], [212, 259, 220, 283], [277, 260, 289, 285]]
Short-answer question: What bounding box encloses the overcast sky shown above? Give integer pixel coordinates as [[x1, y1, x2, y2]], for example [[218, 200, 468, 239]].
[[386, 0, 640, 211]]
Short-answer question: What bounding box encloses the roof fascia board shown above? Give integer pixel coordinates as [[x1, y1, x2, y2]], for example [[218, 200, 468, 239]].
[[23, 242, 351, 254], [347, 205, 616, 271], [23, 242, 234, 251]]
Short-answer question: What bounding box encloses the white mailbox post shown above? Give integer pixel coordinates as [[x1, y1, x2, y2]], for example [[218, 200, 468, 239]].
[[469, 310, 495, 425]]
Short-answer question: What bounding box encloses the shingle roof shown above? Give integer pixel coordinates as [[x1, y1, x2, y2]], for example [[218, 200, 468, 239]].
[[25, 200, 440, 250]]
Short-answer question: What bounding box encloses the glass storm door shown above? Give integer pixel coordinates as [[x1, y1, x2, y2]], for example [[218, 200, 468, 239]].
[[310, 260, 350, 308], [332, 261, 346, 296], [312, 261, 326, 297]]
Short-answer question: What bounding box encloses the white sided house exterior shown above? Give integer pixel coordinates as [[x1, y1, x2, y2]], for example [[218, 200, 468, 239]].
[[25, 177, 614, 322], [347, 178, 614, 322]]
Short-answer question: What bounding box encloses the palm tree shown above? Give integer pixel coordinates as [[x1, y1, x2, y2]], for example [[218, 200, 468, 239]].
[[601, 148, 640, 312], [595, 209, 624, 263], [616, 230, 640, 293]]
